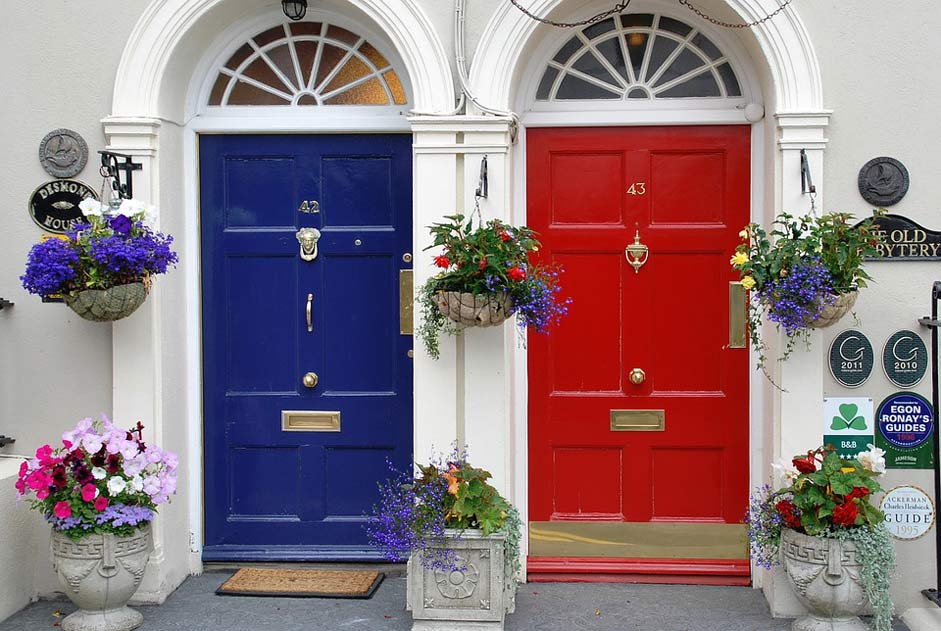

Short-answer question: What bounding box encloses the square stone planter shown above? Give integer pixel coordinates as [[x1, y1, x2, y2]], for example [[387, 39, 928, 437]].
[[406, 529, 515, 631]]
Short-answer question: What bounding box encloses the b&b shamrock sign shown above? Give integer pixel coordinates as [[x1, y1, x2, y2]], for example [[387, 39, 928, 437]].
[[823, 397, 874, 458]]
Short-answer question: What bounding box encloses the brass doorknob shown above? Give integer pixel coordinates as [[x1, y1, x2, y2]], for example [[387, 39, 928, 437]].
[[302, 372, 319, 389], [629, 368, 646, 385]]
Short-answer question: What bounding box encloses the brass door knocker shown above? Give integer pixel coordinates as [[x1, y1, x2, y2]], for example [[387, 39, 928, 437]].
[[296, 228, 321, 261], [624, 226, 649, 274]]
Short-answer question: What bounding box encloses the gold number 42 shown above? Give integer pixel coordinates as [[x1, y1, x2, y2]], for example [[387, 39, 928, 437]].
[[627, 183, 647, 196]]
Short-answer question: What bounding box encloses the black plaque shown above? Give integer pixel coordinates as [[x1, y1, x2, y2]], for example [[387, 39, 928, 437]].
[[829, 329, 874, 388], [858, 157, 909, 206], [28, 180, 95, 234], [39, 129, 88, 178], [856, 214, 941, 260], [883, 330, 928, 388]]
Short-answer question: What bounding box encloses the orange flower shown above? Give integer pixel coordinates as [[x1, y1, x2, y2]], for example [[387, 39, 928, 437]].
[[443, 464, 460, 496]]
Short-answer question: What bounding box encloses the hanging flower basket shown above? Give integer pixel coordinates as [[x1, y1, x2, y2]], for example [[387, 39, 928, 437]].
[[433, 291, 513, 328], [809, 290, 858, 329], [63, 281, 149, 322]]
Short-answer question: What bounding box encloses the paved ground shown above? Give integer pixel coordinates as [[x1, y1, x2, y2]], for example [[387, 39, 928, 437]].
[[0, 570, 911, 631]]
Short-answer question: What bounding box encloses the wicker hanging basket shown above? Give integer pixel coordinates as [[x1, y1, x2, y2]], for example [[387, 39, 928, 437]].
[[433, 291, 514, 328], [809, 290, 858, 329], [63, 281, 149, 322]]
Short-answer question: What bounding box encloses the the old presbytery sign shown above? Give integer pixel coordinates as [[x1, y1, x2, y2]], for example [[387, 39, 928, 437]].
[[858, 214, 941, 260]]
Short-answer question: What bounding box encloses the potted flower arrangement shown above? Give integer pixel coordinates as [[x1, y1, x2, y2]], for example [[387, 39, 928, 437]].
[[21, 198, 178, 322], [15, 415, 177, 631], [366, 451, 521, 630], [731, 211, 883, 375], [748, 444, 895, 631], [418, 213, 570, 359]]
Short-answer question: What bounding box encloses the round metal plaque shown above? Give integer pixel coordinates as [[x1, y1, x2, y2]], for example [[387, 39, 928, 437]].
[[28, 179, 96, 234], [857, 156, 909, 207], [828, 329, 874, 388], [882, 330, 928, 388], [38, 129, 88, 178], [881, 485, 935, 540]]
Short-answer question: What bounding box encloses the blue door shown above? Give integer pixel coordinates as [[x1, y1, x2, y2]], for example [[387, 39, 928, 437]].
[[200, 134, 413, 560]]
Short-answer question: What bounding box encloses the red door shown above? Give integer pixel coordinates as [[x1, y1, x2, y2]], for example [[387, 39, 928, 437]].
[[527, 126, 751, 584]]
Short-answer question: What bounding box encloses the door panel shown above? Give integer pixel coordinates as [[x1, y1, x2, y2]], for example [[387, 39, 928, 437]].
[[201, 133, 413, 560], [527, 126, 750, 582]]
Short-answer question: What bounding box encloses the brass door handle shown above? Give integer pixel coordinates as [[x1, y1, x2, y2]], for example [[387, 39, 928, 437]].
[[302, 372, 319, 389], [306, 293, 313, 333], [629, 368, 646, 385]]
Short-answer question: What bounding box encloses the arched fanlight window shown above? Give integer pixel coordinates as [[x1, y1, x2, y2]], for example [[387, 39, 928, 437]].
[[208, 22, 407, 106], [536, 13, 742, 101]]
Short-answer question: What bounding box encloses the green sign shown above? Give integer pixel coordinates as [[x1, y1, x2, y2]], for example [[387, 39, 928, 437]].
[[875, 392, 935, 469], [882, 330, 928, 388], [829, 330, 874, 388], [823, 397, 874, 458]]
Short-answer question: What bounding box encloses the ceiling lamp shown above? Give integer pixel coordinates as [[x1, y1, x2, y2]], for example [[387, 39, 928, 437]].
[[282, 0, 308, 21]]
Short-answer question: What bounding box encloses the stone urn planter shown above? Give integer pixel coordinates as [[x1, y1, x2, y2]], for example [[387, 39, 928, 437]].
[[64, 282, 149, 322], [433, 291, 513, 329], [50, 525, 153, 631], [406, 529, 515, 631], [809, 291, 858, 329], [780, 528, 869, 631]]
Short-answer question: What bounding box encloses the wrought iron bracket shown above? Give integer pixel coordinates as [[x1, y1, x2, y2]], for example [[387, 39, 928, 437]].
[[0, 298, 13, 310], [0, 436, 14, 448], [800, 148, 816, 195], [919, 280, 941, 607], [99, 151, 143, 200]]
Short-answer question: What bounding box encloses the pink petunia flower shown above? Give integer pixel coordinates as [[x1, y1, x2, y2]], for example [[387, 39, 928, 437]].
[[94, 496, 109, 512], [53, 501, 72, 519], [81, 483, 99, 502]]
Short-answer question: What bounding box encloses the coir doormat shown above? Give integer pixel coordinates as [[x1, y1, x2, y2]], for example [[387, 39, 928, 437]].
[[216, 568, 384, 599]]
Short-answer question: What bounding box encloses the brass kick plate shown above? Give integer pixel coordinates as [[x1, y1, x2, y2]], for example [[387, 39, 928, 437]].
[[610, 409, 664, 431], [729, 281, 746, 349], [400, 270, 413, 335], [281, 410, 341, 432]]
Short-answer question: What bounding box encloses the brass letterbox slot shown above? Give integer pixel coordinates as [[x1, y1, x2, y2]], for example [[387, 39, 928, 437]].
[[281, 410, 341, 432], [729, 281, 746, 349], [610, 409, 665, 432], [400, 270, 413, 335]]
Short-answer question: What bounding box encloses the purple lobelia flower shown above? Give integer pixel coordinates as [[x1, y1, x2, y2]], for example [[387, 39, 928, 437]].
[[20, 238, 79, 296]]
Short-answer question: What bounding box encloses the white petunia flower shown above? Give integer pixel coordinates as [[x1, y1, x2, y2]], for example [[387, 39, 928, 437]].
[[857, 444, 886, 475], [118, 198, 146, 218], [79, 198, 105, 217], [92, 467, 107, 480], [771, 458, 799, 483], [130, 475, 144, 493], [107, 476, 127, 496]]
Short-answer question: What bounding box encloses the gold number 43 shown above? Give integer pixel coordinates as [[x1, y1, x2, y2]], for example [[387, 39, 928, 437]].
[[627, 183, 647, 196]]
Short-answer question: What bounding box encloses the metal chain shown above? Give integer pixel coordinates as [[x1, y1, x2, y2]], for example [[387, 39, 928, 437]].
[[677, 0, 795, 28], [508, 0, 633, 29]]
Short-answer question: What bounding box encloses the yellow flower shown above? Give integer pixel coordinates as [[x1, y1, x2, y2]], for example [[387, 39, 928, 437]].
[[739, 229, 749, 240], [741, 275, 756, 290], [730, 251, 749, 266], [841, 466, 856, 474]]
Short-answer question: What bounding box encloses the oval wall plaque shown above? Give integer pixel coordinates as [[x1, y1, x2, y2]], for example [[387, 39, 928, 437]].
[[858, 157, 909, 207], [38, 128, 88, 178], [828, 330, 874, 388], [883, 330, 928, 388], [28, 179, 95, 234], [881, 485, 935, 540]]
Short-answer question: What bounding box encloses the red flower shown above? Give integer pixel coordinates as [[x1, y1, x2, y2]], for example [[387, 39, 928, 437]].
[[792, 456, 816, 474], [81, 483, 98, 503], [434, 255, 450, 268], [500, 231, 512, 242], [479, 257, 488, 270], [94, 496, 109, 512], [847, 486, 869, 500], [832, 500, 859, 527], [508, 267, 526, 281], [51, 465, 68, 489], [774, 499, 802, 529], [106, 454, 122, 475]]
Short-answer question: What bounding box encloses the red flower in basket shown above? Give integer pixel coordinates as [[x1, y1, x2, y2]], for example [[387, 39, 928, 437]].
[[434, 255, 450, 268], [507, 267, 526, 282]]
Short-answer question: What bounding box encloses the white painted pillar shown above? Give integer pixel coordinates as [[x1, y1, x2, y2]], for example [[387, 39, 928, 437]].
[[766, 111, 831, 616]]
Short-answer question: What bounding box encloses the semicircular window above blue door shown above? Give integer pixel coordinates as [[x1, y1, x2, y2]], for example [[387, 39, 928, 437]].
[[536, 13, 742, 101]]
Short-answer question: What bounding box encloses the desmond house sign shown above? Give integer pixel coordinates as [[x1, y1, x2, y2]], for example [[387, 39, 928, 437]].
[[858, 214, 941, 260]]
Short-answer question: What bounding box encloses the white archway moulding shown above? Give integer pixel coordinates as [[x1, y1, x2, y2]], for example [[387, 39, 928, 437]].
[[470, 0, 823, 113], [110, 0, 455, 119]]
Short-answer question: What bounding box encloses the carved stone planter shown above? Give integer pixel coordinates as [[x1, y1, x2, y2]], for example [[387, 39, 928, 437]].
[[780, 528, 869, 631], [809, 291, 858, 329], [406, 530, 515, 631], [64, 282, 149, 322], [50, 525, 153, 631], [433, 291, 513, 329]]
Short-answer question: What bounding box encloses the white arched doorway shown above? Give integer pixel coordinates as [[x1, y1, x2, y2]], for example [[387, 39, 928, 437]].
[[466, 0, 830, 590], [104, 0, 454, 601]]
